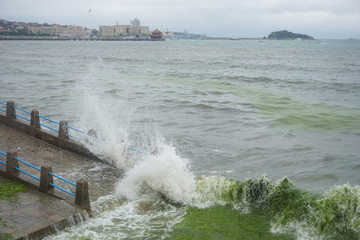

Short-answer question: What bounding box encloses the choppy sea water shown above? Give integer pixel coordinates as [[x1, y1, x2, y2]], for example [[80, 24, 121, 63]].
[[1, 39, 360, 239]]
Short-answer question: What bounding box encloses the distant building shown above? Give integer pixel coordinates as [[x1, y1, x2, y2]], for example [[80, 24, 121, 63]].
[[150, 29, 163, 39], [99, 18, 149, 38], [27, 24, 90, 37], [130, 17, 141, 27]]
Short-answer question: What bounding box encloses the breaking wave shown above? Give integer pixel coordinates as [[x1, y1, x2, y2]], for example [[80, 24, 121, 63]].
[[114, 141, 360, 239]]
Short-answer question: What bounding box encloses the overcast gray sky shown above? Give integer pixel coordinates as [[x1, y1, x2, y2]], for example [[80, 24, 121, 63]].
[[1, 0, 359, 39]]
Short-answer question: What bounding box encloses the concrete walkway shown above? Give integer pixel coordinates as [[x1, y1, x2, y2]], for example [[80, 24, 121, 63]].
[[0, 176, 86, 240], [0, 124, 121, 239], [0, 124, 120, 201], [0, 124, 92, 239]]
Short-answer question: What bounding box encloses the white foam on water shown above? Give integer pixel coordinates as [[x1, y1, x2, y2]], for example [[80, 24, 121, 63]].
[[115, 142, 200, 205], [45, 195, 186, 240], [271, 221, 326, 240]]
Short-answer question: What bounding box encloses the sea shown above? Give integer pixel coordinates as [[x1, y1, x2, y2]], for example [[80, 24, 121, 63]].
[[0, 39, 360, 239]]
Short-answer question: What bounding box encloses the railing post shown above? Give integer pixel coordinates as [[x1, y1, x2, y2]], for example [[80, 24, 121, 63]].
[[30, 109, 40, 129], [40, 164, 54, 193], [75, 179, 90, 211], [6, 150, 19, 178], [30, 109, 41, 138], [87, 129, 97, 137], [6, 100, 16, 119], [58, 120, 69, 147]]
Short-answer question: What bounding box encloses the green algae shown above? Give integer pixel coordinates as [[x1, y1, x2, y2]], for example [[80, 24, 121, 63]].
[[311, 185, 360, 239], [165, 204, 294, 240], [0, 217, 12, 240], [152, 74, 360, 133], [0, 182, 27, 200], [189, 176, 360, 239], [0, 232, 12, 240]]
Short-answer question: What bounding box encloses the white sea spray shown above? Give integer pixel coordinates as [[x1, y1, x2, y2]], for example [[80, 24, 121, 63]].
[[115, 143, 199, 204], [72, 77, 134, 169]]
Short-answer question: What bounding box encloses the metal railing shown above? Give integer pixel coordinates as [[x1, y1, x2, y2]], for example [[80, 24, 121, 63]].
[[0, 150, 6, 165], [37, 113, 59, 133], [49, 172, 76, 197], [0, 100, 147, 155], [0, 101, 7, 114], [0, 150, 76, 197], [12, 106, 31, 122]]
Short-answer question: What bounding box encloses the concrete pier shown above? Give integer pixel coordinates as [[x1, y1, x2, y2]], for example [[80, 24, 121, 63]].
[[0, 176, 87, 240], [0, 124, 92, 239], [0, 101, 123, 239], [0, 118, 100, 238]]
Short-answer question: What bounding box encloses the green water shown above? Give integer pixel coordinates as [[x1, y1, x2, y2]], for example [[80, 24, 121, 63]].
[[186, 177, 360, 240], [166, 204, 294, 240], [157, 74, 360, 133]]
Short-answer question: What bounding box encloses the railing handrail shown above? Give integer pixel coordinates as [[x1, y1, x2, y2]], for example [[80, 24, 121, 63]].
[[0, 151, 6, 165], [13, 113, 30, 122], [65, 125, 85, 134], [14, 156, 41, 171], [65, 133, 80, 140], [37, 113, 59, 125], [49, 172, 76, 186], [13, 106, 31, 115], [1, 100, 148, 155], [37, 122, 59, 133], [50, 183, 75, 197], [15, 166, 41, 181], [0, 149, 77, 198]]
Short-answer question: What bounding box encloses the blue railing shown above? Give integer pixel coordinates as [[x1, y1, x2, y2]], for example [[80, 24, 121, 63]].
[[13, 106, 31, 115], [65, 125, 85, 134], [0, 149, 76, 197], [35, 113, 60, 134], [15, 156, 41, 171], [49, 172, 76, 197], [0, 101, 147, 155], [0, 101, 7, 114], [15, 166, 40, 181], [12, 105, 31, 122], [0, 150, 6, 165]]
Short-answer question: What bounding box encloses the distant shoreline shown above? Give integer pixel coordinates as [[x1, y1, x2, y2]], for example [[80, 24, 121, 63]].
[[0, 35, 165, 41], [201, 37, 315, 41], [0, 35, 316, 41]]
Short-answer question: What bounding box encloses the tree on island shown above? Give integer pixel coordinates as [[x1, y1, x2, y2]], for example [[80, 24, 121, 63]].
[[268, 30, 314, 40]]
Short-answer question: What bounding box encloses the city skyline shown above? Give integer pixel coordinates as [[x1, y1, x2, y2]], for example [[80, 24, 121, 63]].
[[1, 0, 359, 39]]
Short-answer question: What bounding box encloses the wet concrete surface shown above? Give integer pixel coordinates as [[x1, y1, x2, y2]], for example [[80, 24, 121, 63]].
[[0, 124, 122, 239], [0, 124, 122, 201], [0, 177, 86, 239]]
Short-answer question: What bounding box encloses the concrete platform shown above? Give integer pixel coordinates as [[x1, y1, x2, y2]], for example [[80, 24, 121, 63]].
[[0, 124, 120, 200], [0, 176, 87, 240], [0, 124, 92, 239], [0, 120, 122, 239]]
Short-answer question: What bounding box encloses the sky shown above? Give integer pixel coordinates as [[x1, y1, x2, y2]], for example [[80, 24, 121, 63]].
[[0, 0, 359, 39]]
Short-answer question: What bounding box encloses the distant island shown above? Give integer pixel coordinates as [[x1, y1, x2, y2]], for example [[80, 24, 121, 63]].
[[268, 30, 314, 40]]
